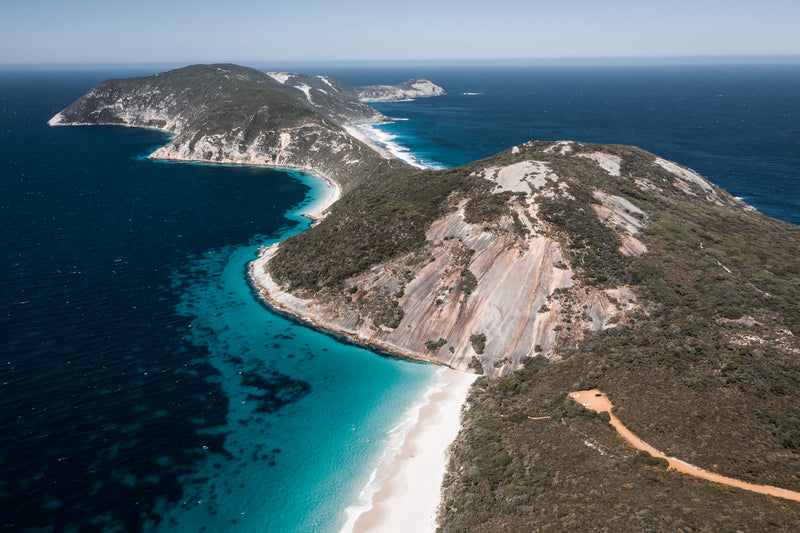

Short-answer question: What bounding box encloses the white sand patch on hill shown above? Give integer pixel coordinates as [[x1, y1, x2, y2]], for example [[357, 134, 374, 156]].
[[482, 160, 556, 193], [655, 157, 728, 205], [543, 141, 573, 155], [266, 72, 291, 84], [295, 83, 313, 103], [578, 152, 622, 176]]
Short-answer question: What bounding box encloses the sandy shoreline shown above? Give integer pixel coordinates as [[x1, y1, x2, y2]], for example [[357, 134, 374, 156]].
[[350, 123, 433, 170], [241, 130, 477, 532], [248, 176, 478, 532], [56, 104, 475, 530], [346, 368, 477, 533], [251, 243, 477, 533], [299, 172, 341, 224], [344, 125, 395, 160]]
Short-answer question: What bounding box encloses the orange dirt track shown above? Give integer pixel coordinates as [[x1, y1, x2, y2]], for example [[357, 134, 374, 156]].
[[570, 389, 800, 503]]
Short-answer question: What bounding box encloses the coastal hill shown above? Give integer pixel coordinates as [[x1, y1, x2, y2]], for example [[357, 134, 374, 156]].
[[49, 63, 415, 192], [51, 64, 800, 530]]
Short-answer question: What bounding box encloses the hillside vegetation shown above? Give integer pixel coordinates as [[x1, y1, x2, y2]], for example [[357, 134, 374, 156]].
[[50, 64, 401, 192], [51, 65, 800, 529], [270, 139, 800, 529]]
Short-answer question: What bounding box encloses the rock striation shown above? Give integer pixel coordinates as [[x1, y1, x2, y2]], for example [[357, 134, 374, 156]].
[[253, 139, 745, 376], [51, 64, 800, 529], [52, 63, 752, 377]]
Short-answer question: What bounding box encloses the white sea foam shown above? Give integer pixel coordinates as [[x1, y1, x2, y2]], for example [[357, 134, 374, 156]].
[[733, 196, 759, 211], [356, 124, 431, 170], [462, 92, 481, 96], [338, 368, 449, 533]]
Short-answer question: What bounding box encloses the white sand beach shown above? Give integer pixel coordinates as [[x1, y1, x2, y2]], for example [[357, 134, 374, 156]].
[[344, 125, 394, 160], [249, 158, 478, 533], [301, 173, 341, 223], [251, 245, 479, 533], [347, 368, 477, 533]]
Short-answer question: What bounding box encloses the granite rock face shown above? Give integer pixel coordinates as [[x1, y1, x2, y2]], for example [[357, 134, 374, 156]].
[[251, 137, 746, 376], [254, 139, 743, 375], [52, 64, 746, 377]]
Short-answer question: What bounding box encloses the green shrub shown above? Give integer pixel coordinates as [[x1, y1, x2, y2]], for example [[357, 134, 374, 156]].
[[425, 338, 447, 351], [470, 333, 487, 354], [461, 269, 478, 296], [469, 356, 484, 375]]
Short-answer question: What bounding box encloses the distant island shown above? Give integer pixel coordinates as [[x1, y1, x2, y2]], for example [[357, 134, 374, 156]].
[[51, 63, 800, 531], [266, 71, 445, 102]]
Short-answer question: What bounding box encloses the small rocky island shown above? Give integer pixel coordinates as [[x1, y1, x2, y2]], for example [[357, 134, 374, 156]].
[[266, 71, 445, 102], [51, 63, 800, 531]]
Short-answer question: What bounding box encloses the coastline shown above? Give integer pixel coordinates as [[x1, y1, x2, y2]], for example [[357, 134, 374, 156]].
[[52, 110, 477, 532], [347, 368, 477, 533], [352, 123, 435, 170], [247, 172, 479, 533], [248, 244, 446, 367], [296, 172, 342, 224]]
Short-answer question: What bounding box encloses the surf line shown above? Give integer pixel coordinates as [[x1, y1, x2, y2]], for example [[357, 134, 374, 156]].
[[571, 389, 800, 503]]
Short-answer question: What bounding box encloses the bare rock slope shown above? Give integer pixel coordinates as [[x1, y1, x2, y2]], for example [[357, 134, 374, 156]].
[[51, 64, 760, 379], [257, 140, 748, 376]]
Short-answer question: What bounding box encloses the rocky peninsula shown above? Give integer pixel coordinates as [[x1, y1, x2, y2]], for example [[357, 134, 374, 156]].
[[51, 63, 800, 531]]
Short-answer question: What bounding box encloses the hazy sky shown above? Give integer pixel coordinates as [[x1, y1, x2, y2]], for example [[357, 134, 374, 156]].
[[2, 0, 799, 64]]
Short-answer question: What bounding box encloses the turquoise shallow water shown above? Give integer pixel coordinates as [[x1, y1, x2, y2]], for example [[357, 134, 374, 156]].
[[152, 173, 438, 532], [0, 70, 436, 533]]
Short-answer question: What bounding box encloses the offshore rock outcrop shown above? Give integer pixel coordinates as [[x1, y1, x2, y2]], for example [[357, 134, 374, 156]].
[[267, 72, 445, 104], [355, 79, 445, 102]]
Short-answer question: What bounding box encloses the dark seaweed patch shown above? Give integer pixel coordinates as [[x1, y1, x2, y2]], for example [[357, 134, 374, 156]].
[[241, 372, 311, 413]]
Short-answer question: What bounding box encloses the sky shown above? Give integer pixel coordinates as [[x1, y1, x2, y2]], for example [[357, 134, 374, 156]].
[[1, 0, 799, 65]]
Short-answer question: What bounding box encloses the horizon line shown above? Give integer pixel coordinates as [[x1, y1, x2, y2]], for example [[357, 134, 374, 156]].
[[0, 54, 800, 70], [2, 54, 800, 70]]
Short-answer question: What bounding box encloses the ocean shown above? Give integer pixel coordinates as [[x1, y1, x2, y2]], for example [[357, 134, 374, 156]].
[[348, 64, 800, 225], [1, 63, 799, 532]]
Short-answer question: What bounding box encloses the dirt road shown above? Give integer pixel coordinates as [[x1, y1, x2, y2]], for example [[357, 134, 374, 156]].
[[571, 389, 800, 502]]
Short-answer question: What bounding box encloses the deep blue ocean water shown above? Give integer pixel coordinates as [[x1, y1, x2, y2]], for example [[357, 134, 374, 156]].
[[0, 69, 437, 532], [1, 64, 799, 532], [338, 64, 800, 225]]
